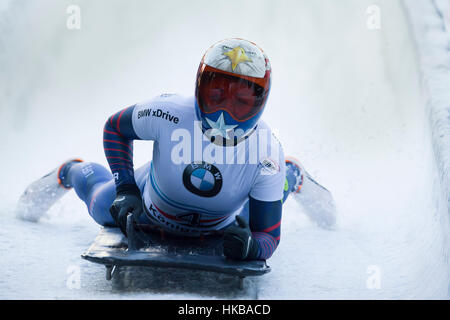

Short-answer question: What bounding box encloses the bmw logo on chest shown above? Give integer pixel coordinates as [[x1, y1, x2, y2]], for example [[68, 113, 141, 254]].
[[182, 161, 222, 197]]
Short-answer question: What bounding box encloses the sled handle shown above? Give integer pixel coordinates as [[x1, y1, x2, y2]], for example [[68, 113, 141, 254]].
[[126, 213, 138, 250]]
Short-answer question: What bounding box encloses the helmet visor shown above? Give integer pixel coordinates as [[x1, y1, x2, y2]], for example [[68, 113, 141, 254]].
[[197, 70, 268, 121]]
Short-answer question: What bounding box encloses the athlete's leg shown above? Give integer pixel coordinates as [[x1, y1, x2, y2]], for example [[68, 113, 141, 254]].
[[65, 161, 152, 227], [284, 156, 337, 228], [16, 159, 83, 222], [64, 162, 115, 226], [284, 157, 304, 202]]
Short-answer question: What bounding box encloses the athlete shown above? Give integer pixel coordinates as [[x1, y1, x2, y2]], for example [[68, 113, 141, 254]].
[[16, 39, 335, 261]]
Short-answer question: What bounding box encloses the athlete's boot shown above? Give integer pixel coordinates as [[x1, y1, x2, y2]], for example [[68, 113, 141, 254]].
[[16, 159, 83, 222], [285, 156, 336, 229]]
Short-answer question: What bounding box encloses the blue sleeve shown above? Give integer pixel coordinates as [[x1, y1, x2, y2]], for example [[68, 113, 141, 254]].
[[249, 196, 282, 260], [103, 105, 141, 188]]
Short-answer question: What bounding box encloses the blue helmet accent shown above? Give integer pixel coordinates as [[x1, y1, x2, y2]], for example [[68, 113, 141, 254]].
[[195, 99, 268, 138]]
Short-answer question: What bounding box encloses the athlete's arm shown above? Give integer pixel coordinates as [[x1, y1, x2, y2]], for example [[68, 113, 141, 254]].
[[223, 197, 281, 261], [249, 196, 282, 260], [247, 135, 285, 260], [103, 105, 141, 190], [103, 105, 145, 234], [104, 96, 182, 188]]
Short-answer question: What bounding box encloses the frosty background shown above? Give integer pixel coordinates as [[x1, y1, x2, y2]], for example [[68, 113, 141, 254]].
[[0, 0, 449, 299]]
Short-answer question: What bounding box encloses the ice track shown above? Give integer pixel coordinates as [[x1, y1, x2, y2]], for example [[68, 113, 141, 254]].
[[0, 0, 449, 299]]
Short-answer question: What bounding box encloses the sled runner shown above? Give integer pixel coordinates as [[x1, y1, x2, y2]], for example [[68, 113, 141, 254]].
[[81, 214, 270, 289]]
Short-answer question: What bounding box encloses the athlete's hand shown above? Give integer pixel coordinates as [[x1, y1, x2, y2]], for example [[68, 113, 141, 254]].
[[223, 216, 259, 261], [109, 184, 143, 236]]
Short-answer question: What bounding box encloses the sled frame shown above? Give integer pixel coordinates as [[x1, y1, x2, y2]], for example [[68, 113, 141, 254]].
[[81, 214, 270, 289]]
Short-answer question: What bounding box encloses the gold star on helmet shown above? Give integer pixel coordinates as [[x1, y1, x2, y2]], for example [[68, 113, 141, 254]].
[[223, 46, 252, 71]]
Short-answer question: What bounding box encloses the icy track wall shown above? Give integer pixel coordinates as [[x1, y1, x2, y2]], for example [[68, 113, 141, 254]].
[[403, 0, 450, 213], [2, 0, 450, 299]]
